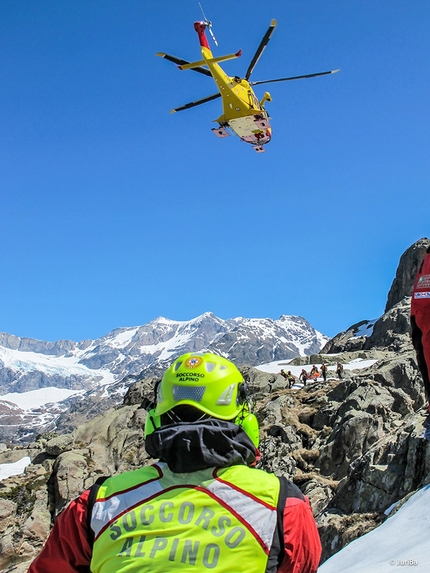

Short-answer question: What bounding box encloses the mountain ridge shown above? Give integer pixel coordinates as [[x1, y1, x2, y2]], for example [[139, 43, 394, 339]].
[[0, 312, 328, 388], [0, 311, 328, 442]]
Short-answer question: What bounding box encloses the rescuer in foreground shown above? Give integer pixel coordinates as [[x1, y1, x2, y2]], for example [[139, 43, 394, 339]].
[[28, 352, 322, 573]]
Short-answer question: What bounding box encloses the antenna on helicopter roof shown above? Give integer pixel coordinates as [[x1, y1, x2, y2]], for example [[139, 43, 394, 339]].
[[198, 2, 218, 46]]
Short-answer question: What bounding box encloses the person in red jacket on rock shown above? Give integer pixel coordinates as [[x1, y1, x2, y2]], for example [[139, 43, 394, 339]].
[[411, 245, 430, 439], [28, 352, 322, 573]]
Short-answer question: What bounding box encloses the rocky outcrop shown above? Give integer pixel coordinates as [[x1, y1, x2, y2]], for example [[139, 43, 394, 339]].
[[321, 298, 414, 355], [321, 238, 430, 356], [319, 320, 375, 354], [385, 237, 430, 312], [364, 297, 412, 350]]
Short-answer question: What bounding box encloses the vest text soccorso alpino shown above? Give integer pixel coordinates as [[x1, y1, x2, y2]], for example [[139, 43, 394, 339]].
[[90, 463, 280, 573]]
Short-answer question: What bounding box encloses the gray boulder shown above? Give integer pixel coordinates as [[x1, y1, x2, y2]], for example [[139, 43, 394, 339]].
[[45, 435, 75, 456], [364, 298, 412, 350]]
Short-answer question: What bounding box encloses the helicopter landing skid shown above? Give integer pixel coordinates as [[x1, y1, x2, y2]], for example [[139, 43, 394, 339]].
[[211, 127, 229, 138]]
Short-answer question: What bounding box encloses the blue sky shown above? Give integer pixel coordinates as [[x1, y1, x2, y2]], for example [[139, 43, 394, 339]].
[[1, 1, 429, 342]]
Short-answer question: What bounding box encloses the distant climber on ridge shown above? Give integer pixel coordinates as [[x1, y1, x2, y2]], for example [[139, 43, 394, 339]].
[[320, 362, 328, 382], [280, 369, 296, 388], [286, 370, 296, 387], [280, 369, 288, 382], [299, 368, 308, 386], [309, 365, 319, 380]]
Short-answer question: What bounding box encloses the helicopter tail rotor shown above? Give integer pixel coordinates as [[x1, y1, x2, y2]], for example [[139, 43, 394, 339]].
[[198, 2, 218, 46]]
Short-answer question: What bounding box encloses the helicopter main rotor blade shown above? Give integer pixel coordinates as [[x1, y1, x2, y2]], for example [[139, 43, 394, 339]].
[[156, 52, 212, 77], [170, 92, 221, 113], [245, 19, 277, 81], [250, 68, 340, 86]]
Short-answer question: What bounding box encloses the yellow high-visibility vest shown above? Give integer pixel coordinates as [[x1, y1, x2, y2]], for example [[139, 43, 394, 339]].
[[90, 462, 281, 573]]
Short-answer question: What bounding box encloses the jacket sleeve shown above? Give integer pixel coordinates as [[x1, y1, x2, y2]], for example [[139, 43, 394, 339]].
[[28, 489, 93, 573], [278, 495, 322, 573]]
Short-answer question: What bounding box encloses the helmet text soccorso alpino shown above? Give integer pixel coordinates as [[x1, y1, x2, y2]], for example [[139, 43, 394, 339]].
[[109, 500, 246, 569], [176, 372, 205, 383]]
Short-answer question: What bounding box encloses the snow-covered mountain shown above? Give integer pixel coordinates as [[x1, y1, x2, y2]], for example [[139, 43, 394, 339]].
[[0, 312, 328, 442]]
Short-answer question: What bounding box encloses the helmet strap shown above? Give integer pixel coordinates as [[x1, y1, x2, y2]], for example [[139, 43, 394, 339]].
[[143, 408, 161, 438]]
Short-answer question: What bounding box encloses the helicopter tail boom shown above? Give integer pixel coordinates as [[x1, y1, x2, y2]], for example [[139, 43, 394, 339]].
[[194, 21, 211, 49]]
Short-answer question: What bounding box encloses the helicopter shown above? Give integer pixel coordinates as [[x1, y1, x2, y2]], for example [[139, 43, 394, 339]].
[[157, 13, 339, 153]]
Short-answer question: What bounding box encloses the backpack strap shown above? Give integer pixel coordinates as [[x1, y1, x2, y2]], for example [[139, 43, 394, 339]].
[[266, 476, 288, 572], [86, 476, 109, 545], [266, 476, 306, 573]]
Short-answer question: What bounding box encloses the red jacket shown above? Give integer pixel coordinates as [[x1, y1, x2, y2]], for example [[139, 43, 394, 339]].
[[411, 249, 430, 401], [411, 250, 430, 317], [28, 478, 321, 573]]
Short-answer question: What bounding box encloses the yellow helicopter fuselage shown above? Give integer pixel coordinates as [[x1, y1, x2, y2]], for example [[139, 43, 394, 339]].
[[158, 18, 338, 152]]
